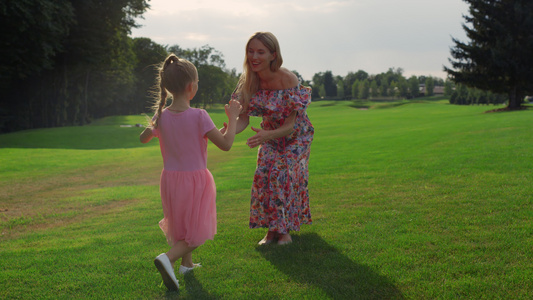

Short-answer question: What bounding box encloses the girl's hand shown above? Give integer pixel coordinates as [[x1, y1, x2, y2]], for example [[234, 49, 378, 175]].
[[225, 100, 242, 120], [140, 126, 154, 144], [219, 122, 227, 135], [246, 126, 270, 148]]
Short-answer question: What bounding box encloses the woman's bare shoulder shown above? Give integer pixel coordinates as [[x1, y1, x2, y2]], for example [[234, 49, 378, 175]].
[[279, 68, 299, 89]]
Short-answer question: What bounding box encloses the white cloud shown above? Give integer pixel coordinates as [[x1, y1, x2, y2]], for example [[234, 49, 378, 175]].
[[132, 0, 469, 80]]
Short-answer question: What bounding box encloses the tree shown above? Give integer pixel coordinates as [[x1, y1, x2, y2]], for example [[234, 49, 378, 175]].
[[0, 0, 74, 90], [380, 80, 389, 97], [168, 44, 236, 108], [323, 71, 337, 97], [397, 77, 409, 98], [353, 70, 369, 82], [337, 80, 345, 99], [425, 77, 435, 96], [358, 80, 370, 100], [444, 79, 454, 96], [408, 76, 419, 98], [311, 72, 324, 98], [132, 37, 168, 113], [0, 0, 150, 133], [445, 0, 533, 110], [370, 81, 378, 98], [351, 80, 360, 99]]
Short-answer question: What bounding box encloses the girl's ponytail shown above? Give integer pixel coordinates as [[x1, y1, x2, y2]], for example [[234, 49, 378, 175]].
[[150, 54, 197, 128]]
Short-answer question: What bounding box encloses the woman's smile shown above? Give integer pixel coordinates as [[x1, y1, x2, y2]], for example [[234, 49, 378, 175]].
[[247, 38, 275, 72]]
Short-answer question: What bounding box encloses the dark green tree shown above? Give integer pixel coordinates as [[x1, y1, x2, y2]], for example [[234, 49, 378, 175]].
[[323, 71, 337, 97], [0, 0, 74, 90], [380, 80, 389, 97], [0, 0, 75, 131], [168, 44, 236, 108], [370, 81, 378, 98], [407, 76, 420, 98], [0, 0, 150, 132], [337, 79, 345, 99], [311, 72, 324, 98], [351, 80, 360, 99], [353, 70, 369, 82], [132, 37, 168, 113], [445, 0, 533, 109]]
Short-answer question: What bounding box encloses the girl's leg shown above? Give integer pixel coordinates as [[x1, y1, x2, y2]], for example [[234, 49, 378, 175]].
[[181, 251, 194, 268], [178, 251, 201, 274], [166, 240, 197, 267]]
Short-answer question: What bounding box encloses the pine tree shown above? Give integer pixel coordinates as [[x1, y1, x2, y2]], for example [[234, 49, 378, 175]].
[[445, 0, 533, 109]]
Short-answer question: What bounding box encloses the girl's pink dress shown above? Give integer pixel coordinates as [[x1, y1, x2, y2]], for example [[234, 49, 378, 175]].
[[152, 108, 217, 247]]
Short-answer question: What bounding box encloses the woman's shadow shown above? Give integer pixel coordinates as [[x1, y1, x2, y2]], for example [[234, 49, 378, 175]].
[[256, 232, 404, 299]]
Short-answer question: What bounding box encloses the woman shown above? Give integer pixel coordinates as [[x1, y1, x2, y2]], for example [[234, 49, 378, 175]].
[[231, 32, 314, 245]]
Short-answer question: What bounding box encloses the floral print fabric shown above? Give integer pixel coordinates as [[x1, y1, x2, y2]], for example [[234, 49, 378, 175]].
[[244, 84, 314, 234]]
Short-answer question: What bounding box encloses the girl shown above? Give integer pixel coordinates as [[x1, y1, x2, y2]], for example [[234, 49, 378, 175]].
[[140, 54, 241, 291]]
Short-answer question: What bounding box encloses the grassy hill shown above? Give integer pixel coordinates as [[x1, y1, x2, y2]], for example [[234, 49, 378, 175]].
[[1, 100, 531, 299]]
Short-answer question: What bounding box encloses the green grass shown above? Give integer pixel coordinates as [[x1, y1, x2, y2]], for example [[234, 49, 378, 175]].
[[1, 100, 532, 299]]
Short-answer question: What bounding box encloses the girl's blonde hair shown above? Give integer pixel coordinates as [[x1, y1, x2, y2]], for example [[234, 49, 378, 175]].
[[235, 32, 283, 110], [151, 54, 197, 128]]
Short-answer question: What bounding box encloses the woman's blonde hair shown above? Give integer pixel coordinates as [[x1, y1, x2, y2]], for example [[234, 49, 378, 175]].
[[235, 32, 283, 109], [151, 54, 197, 128]]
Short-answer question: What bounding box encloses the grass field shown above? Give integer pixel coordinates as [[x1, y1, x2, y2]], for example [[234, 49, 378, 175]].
[[1, 99, 532, 299]]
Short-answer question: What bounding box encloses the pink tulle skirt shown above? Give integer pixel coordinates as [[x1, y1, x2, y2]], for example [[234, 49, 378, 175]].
[[158, 168, 217, 247]]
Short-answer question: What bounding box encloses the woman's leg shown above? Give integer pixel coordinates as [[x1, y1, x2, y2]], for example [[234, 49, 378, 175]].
[[278, 232, 292, 244], [258, 230, 278, 245]]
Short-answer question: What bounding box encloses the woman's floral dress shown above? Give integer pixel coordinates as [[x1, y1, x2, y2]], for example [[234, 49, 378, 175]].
[[243, 84, 314, 234]]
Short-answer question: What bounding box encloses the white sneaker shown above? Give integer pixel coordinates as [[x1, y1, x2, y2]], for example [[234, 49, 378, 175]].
[[154, 253, 179, 290], [179, 263, 202, 275]]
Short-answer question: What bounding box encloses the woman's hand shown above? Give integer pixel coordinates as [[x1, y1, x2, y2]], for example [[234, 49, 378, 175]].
[[246, 126, 271, 148]]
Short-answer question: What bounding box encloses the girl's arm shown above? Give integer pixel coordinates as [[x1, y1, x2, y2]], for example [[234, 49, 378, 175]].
[[140, 127, 154, 143], [206, 100, 242, 151], [246, 111, 297, 148]]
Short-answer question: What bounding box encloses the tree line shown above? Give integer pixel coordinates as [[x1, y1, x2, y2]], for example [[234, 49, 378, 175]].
[[308, 68, 448, 100], [2, 0, 530, 133], [0, 0, 239, 134], [0, 0, 449, 135]]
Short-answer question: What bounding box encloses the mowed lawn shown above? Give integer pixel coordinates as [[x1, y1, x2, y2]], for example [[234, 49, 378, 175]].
[[0, 100, 532, 299]]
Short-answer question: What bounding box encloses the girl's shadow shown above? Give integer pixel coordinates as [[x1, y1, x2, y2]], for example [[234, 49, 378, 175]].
[[175, 273, 217, 300], [256, 232, 404, 299]]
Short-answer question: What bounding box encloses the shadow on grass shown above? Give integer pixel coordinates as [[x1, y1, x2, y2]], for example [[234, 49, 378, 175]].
[[256, 232, 404, 299], [180, 272, 217, 300], [0, 125, 149, 150]]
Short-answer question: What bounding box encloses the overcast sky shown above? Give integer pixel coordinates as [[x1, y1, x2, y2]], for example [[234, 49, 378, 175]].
[[130, 0, 470, 81]]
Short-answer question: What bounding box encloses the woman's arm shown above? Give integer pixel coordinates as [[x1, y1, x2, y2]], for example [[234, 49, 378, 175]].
[[140, 127, 154, 143], [236, 113, 250, 134], [219, 112, 249, 135], [246, 111, 297, 148]]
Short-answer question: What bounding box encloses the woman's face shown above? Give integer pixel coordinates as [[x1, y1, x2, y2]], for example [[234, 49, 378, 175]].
[[247, 39, 276, 73]]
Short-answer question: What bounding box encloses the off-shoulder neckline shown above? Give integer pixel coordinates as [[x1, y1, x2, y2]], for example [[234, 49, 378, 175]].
[[257, 84, 301, 92]]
